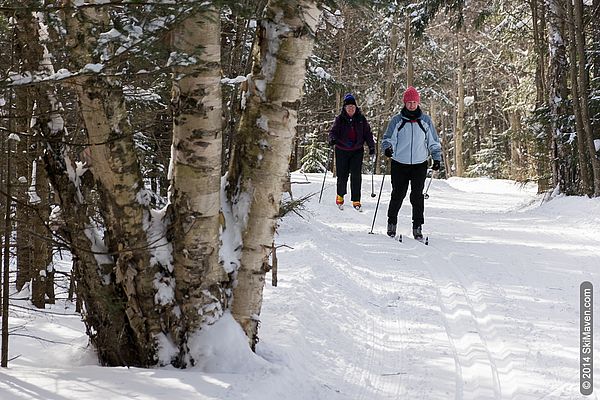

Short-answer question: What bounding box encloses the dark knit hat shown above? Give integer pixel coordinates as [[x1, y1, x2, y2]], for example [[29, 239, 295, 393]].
[[343, 93, 357, 106], [402, 86, 420, 103]]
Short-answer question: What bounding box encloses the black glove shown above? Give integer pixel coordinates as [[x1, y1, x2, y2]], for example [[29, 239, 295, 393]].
[[369, 147, 375, 156], [384, 147, 393, 158], [432, 159, 441, 171], [328, 138, 336, 147]]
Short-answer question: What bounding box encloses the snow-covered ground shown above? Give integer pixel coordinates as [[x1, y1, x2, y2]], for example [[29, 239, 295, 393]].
[[1, 172, 599, 399]]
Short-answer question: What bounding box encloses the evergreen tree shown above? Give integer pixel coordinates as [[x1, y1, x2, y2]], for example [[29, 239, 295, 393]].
[[300, 133, 330, 173]]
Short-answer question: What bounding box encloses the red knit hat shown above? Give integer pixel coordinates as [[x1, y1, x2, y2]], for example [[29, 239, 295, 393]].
[[402, 86, 420, 103]]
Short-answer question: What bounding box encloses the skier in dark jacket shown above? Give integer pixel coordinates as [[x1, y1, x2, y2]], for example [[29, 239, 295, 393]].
[[328, 93, 375, 211], [381, 86, 442, 240]]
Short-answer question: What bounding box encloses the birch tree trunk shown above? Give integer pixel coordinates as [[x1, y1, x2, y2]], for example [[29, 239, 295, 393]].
[[60, 3, 164, 366], [45, 2, 233, 368], [228, 0, 321, 347], [168, 6, 229, 366]]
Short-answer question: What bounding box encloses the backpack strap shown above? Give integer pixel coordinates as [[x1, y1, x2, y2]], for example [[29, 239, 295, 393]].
[[396, 119, 408, 133], [397, 118, 427, 133]]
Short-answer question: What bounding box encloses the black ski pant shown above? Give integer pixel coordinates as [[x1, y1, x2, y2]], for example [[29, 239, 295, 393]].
[[387, 160, 428, 227], [335, 147, 364, 202]]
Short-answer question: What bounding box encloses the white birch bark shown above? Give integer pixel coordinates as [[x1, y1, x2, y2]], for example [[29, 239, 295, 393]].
[[168, 6, 228, 364], [62, 2, 162, 366], [229, 0, 321, 347], [36, 8, 143, 365]]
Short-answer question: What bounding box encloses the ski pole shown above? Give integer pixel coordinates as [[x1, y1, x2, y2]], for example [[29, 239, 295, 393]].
[[318, 147, 333, 203], [370, 155, 376, 198], [368, 173, 385, 234], [424, 173, 433, 200]]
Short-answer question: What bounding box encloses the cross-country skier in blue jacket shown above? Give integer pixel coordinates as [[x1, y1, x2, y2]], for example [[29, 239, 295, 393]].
[[381, 86, 442, 240]]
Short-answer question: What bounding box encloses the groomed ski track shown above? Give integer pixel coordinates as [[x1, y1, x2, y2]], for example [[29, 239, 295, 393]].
[[258, 172, 600, 400]]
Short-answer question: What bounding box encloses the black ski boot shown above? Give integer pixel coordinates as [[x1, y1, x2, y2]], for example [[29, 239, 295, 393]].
[[387, 223, 397, 238], [412, 225, 423, 240]]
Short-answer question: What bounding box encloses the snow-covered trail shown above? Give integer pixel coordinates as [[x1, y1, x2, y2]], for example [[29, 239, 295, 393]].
[[1, 172, 599, 400], [258, 172, 600, 400]]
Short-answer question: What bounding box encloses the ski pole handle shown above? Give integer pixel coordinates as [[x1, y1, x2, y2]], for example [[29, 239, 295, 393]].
[[424, 173, 434, 199]]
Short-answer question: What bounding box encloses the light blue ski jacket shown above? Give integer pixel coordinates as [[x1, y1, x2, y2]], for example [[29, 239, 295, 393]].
[[381, 112, 442, 164]]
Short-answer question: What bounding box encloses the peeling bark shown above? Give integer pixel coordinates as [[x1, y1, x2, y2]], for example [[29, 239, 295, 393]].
[[228, 0, 321, 347], [60, 2, 163, 366], [168, 6, 229, 366]]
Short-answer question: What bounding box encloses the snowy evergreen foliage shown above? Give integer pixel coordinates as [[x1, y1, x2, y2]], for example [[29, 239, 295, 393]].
[[466, 146, 506, 178], [300, 133, 330, 173]]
